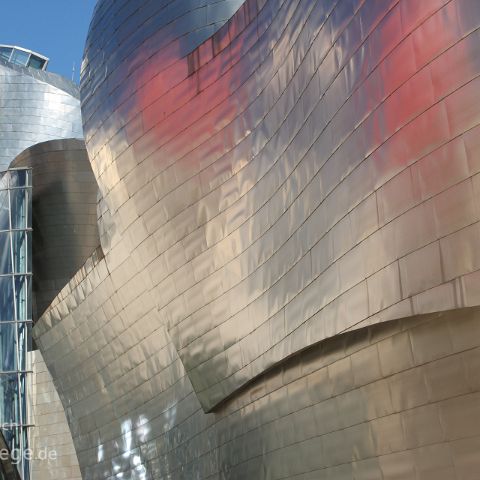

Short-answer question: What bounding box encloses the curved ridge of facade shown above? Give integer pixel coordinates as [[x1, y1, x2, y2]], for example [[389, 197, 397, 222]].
[[11, 139, 100, 321], [34, 0, 480, 478]]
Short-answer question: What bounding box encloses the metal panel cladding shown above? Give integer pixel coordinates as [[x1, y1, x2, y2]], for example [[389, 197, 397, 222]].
[[0, 58, 83, 170], [80, 0, 480, 409], [33, 0, 480, 479], [10, 139, 100, 321]]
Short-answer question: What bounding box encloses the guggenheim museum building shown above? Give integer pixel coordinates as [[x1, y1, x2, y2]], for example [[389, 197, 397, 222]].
[[1, 0, 480, 479]]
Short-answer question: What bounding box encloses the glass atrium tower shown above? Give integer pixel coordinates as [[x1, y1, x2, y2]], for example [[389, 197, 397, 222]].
[[0, 168, 31, 480]]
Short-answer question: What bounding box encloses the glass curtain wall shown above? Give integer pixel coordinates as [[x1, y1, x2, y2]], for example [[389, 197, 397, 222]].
[[0, 169, 32, 480]]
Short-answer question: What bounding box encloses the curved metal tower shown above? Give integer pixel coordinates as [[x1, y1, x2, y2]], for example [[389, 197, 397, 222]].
[[0, 54, 83, 170], [33, 1, 480, 478]]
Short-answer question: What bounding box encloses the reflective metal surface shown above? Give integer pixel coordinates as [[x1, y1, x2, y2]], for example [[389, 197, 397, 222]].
[[29, 350, 82, 480], [33, 0, 480, 478], [11, 139, 100, 321], [0, 45, 85, 480], [0, 57, 83, 170]]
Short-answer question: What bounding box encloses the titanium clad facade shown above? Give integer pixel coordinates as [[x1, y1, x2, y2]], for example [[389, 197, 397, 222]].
[[79, 0, 480, 411], [0, 48, 85, 479], [29, 350, 82, 480], [0, 168, 32, 480], [11, 139, 100, 321], [5, 139, 94, 480], [0, 58, 83, 171], [33, 0, 480, 479]]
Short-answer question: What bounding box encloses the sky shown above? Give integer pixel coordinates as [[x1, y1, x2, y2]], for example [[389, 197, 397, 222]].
[[0, 0, 97, 83]]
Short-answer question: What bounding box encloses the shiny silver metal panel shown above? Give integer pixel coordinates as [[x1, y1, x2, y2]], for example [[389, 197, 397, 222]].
[[79, 0, 480, 410], [0, 59, 83, 170], [33, 0, 480, 478], [11, 139, 100, 320], [29, 350, 82, 480], [35, 268, 480, 479]]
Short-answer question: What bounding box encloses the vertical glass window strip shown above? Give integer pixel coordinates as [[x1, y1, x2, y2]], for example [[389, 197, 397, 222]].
[[26, 232, 32, 276], [0, 278, 14, 323], [0, 374, 19, 425], [10, 189, 26, 231], [14, 277, 28, 323], [0, 190, 8, 231], [0, 233, 11, 275], [0, 169, 32, 479], [17, 323, 28, 373], [12, 233, 27, 274], [0, 324, 17, 372]]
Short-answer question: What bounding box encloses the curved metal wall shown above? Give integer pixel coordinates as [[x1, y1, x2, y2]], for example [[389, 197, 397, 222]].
[[35, 269, 480, 479], [29, 350, 82, 480], [11, 139, 100, 320], [0, 58, 83, 171], [33, 0, 480, 478], [81, 0, 480, 410]]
